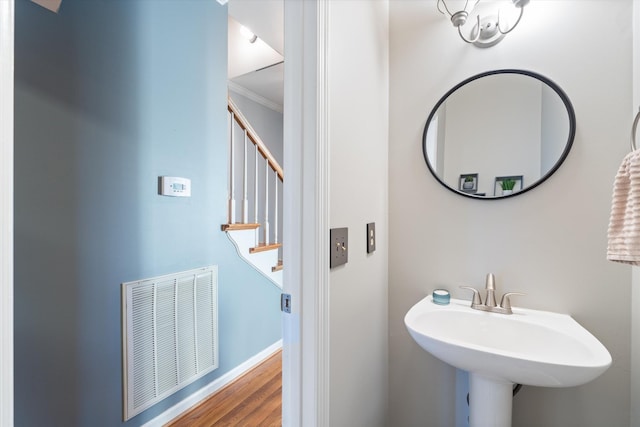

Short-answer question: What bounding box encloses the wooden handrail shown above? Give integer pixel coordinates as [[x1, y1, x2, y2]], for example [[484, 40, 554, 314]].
[[228, 97, 284, 181]]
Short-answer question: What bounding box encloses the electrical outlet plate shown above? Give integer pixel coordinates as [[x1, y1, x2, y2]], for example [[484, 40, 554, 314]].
[[330, 227, 348, 268], [366, 222, 376, 253]]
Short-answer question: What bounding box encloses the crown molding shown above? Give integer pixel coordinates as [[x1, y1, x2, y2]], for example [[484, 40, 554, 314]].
[[228, 81, 283, 114]]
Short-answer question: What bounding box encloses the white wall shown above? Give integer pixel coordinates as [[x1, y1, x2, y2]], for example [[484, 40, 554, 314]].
[[631, 3, 640, 426], [328, 1, 389, 426], [0, 2, 12, 426], [389, 1, 632, 426], [632, 269, 640, 424]]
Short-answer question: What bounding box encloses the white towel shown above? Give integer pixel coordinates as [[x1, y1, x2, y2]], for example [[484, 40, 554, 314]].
[[608, 150, 640, 265]]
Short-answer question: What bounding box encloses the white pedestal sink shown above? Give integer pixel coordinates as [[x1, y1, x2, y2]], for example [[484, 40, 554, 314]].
[[405, 296, 612, 427]]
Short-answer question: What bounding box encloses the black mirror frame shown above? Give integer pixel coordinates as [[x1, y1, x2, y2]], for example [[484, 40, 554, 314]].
[[422, 69, 576, 200]]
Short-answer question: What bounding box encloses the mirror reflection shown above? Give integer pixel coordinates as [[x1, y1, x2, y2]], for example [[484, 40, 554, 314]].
[[423, 70, 575, 199]]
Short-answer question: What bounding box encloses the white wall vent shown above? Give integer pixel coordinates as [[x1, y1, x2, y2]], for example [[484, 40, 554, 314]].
[[122, 266, 218, 421]]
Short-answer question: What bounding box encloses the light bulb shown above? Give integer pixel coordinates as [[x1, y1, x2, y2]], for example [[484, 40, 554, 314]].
[[239, 25, 258, 43]]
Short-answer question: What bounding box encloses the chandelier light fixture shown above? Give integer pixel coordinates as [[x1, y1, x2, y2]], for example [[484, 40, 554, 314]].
[[437, 0, 530, 48]]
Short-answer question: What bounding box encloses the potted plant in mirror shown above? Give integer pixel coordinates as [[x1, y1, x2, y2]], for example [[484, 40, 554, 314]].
[[501, 179, 516, 195]]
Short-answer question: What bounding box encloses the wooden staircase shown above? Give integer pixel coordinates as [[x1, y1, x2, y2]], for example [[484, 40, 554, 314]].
[[222, 97, 283, 287]]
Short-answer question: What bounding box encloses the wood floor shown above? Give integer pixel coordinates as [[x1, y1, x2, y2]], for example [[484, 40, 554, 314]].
[[166, 350, 282, 427]]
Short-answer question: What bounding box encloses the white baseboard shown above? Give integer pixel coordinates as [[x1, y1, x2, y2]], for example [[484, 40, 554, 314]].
[[142, 339, 283, 427]]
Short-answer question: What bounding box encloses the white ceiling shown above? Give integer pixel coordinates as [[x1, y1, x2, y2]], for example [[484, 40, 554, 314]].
[[227, 15, 283, 80], [229, 0, 283, 54], [228, 0, 284, 109]]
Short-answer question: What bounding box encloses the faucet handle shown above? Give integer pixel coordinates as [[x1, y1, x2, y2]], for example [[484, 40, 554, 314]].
[[485, 273, 496, 290], [459, 286, 483, 306], [499, 292, 526, 311]]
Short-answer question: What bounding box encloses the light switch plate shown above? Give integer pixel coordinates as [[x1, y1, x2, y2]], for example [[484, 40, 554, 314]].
[[366, 222, 376, 253], [330, 227, 348, 268]]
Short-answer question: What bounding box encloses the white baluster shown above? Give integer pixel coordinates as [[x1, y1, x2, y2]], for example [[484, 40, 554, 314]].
[[274, 170, 279, 244], [242, 129, 248, 224], [228, 112, 236, 224], [254, 145, 259, 246], [264, 162, 270, 245]]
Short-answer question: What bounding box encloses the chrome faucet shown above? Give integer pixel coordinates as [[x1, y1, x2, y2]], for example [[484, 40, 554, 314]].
[[460, 273, 524, 315]]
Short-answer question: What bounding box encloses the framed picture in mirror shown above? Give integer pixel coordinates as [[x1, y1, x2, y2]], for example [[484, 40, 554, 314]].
[[459, 173, 478, 193], [494, 175, 523, 196]]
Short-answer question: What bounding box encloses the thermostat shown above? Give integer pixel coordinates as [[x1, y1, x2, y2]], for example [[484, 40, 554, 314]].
[[159, 176, 191, 197]]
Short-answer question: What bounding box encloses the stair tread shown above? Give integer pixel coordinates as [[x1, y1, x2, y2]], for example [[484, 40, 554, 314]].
[[221, 223, 261, 231], [271, 261, 284, 272], [249, 243, 282, 254]]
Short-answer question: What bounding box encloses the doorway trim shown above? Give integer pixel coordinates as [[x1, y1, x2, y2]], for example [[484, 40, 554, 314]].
[[282, 0, 330, 425], [0, 1, 331, 425], [0, 1, 14, 426]]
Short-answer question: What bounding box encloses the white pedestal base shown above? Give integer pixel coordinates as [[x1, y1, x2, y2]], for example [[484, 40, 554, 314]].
[[469, 373, 513, 427]]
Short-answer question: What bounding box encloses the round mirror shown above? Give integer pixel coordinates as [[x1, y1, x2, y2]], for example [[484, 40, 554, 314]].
[[422, 69, 575, 199]]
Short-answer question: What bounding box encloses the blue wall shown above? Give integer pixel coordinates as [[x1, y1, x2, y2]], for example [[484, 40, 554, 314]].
[[14, 0, 281, 425]]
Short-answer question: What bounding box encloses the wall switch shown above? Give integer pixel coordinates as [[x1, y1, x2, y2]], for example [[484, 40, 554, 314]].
[[281, 293, 292, 313], [330, 227, 348, 268], [366, 222, 376, 253]]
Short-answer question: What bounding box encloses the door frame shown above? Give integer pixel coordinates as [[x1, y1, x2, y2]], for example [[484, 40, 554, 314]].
[[0, 1, 14, 426], [282, 0, 329, 425], [0, 1, 331, 425]]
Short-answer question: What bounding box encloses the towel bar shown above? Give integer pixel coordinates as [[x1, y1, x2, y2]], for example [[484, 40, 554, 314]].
[[632, 107, 640, 151]]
